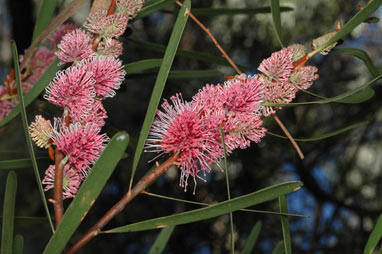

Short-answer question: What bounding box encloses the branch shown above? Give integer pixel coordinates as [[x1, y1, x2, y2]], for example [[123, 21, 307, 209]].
[[53, 149, 65, 227]]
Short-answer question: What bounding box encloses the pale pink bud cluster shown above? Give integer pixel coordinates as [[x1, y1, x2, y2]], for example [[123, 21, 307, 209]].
[[28, 1, 146, 198], [146, 44, 320, 191]]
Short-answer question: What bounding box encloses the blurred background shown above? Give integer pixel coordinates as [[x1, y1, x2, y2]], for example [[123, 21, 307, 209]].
[[1, 0, 382, 253]]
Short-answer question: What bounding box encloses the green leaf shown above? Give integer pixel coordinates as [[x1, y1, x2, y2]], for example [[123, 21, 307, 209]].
[[0, 158, 51, 170], [242, 221, 262, 254], [270, 0, 284, 47], [267, 121, 368, 142], [0, 58, 62, 127], [125, 59, 163, 74], [106, 181, 302, 233], [279, 196, 292, 254], [264, 74, 382, 107], [301, 88, 375, 104], [168, 70, 222, 79], [1, 171, 17, 254], [43, 132, 129, 254], [190, 6, 293, 16], [32, 0, 59, 41], [130, 0, 190, 188], [12, 42, 55, 233], [363, 214, 382, 254], [127, 38, 251, 72], [136, 0, 178, 19], [308, 0, 382, 57], [12, 235, 24, 254], [0, 216, 52, 224], [336, 48, 382, 77], [148, 226, 175, 254], [273, 241, 286, 254]]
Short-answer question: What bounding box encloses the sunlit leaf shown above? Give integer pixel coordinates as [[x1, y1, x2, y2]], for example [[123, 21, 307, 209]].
[[130, 0, 190, 188], [43, 132, 129, 254]]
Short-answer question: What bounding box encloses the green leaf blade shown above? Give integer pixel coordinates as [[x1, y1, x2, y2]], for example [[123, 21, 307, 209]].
[[106, 181, 302, 233], [336, 48, 382, 77], [130, 0, 191, 187], [270, 0, 284, 47], [32, 0, 59, 41], [12, 235, 24, 254], [1, 171, 17, 254], [125, 59, 163, 74], [242, 221, 262, 254], [0, 158, 50, 170], [43, 132, 129, 254], [279, 196, 292, 254], [363, 214, 382, 254], [190, 6, 293, 16], [148, 226, 175, 254], [136, 0, 178, 19]]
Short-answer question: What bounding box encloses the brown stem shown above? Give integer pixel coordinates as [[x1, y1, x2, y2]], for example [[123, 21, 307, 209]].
[[176, 1, 242, 74], [66, 153, 179, 254], [272, 114, 304, 160], [54, 149, 65, 227]]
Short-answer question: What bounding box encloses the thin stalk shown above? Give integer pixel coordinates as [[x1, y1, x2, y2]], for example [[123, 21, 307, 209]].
[[66, 153, 179, 254], [272, 114, 304, 159], [53, 149, 65, 227]]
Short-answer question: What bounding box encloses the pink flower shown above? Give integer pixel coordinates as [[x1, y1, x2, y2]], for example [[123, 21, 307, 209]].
[[85, 12, 129, 39], [69, 100, 107, 127], [52, 123, 109, 175], [56, 29, 95, 65], [192, 84, 224, 112], [42, 164, 82, 199], [83, 56, 125, 98], [30, 47, 56, 70], [258, 48, 294, 82], [49, 24, 79, 48], [44, 64, 96, 116], [222, 75, 264, 114], [145, 94, 223, 190], [289, 66, 319, 90], [116, 0, 145, 18], [97, 39, 123, 58], [0, 96, 17, 122]]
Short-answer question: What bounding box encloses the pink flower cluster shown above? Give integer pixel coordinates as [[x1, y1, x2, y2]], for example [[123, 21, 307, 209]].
[[146, 44, 319, 190], [28, 1, 145, 198]]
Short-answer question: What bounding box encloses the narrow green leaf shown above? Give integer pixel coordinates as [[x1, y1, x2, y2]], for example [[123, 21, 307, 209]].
[[43, 132, 129, 254], [168, 70, 222, 79], [143, 192, 309, 217], [0, 58, 62, 127], [32, 0, 59, 41], [190, 6, 293, 16], [270, 0, 284, 47], [130, 0, 190, 188], [127, 38, 250, 71], [1, 171, 17, 254], [219, 127, 235, 254], [279, 196, 292, 254], [106, 181, 302, 233], [363, 214, 382, 254], [273, 241, 286, 254], [12, 235, 24, 254], [264, 74, 382, 107], [301, 88, 375, 104], [267, 121, 368, 142], [125, 59, 163, 74], [0, 157, 51, 170], [12, 42, 55, 233], [336, 48, 382, 77], [308, 0, 382, 58], [242, 221, 262, 254], [148, 226, 175, 254], [136, 0, 178, 19], [0, 216, 52, 224]]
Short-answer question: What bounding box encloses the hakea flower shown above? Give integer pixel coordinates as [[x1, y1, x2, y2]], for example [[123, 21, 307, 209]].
[[97, 39, 123, 58], [44, 63, 96, 116], [85, 12, 129, 39], [42, 164, 81, 199], [52, 122, 109, 175], [288, 44, 307, 62], [56, 29, 95, 65], [29, 47, 56, 70], [69, 100, 107, 127], [82, 56, 125, 98], [312, 31, 338, 55], [0, 88, 18, 121], [116, 0, 145, 18], [192, 84, 224, 112], [289, 66, 319, 90], [49, 23, 79, 48], [29, 115, 55, 149], [145, 94, 223, 190], [258, 47, 294, 82], [84, 9, 107, 29]]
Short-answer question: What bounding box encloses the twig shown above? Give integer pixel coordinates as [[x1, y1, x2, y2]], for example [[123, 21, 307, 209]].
[[66, 153, 179, 254], [272, 114, 304, 159], [53, 149, 65, 227]]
